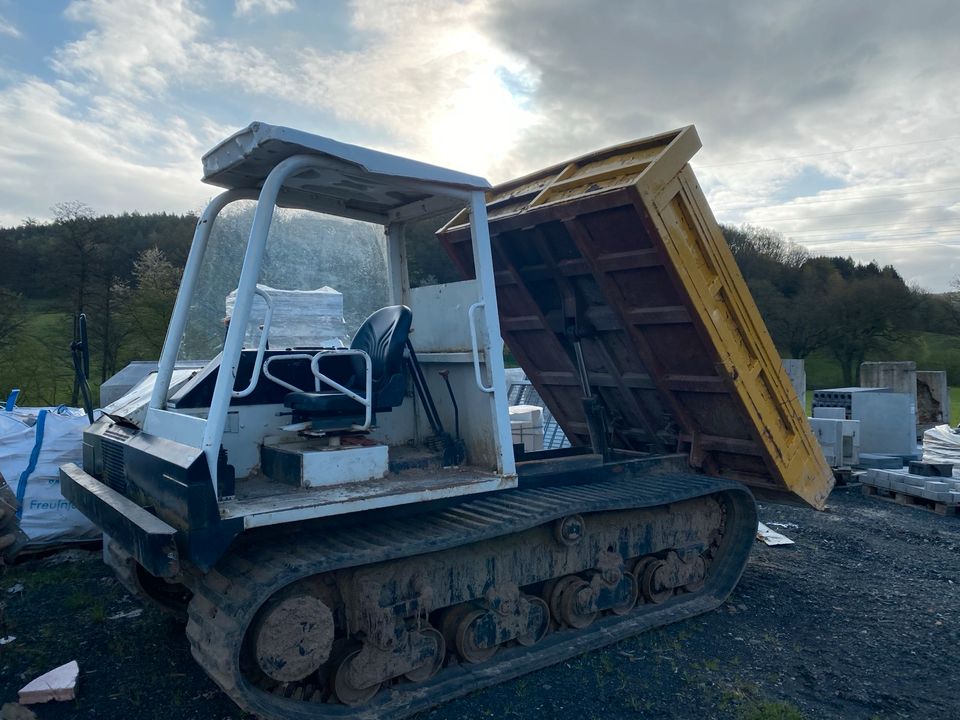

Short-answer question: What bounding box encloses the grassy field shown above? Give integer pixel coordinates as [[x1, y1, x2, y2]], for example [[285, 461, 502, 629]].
[[797, 330, 960, 426], [0, 305, 79, 407], [4, 303, 960, 419], [804, 331, 960, 390]]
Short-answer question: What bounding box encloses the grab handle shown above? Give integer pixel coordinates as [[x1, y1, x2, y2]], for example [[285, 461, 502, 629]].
[[468, 301, 494, 393]]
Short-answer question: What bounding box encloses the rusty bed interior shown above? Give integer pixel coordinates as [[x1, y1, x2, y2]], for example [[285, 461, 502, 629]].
[[438, 126, 833, 508]]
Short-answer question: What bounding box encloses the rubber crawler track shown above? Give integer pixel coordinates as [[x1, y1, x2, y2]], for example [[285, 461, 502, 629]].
[[185, 472, 757, 720]]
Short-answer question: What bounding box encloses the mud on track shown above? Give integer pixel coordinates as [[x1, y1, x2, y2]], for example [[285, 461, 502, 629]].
[[1, 485, 958, 720]]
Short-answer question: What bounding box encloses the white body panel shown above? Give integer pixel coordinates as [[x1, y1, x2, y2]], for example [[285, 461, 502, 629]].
[[409, 280, 480, 352], [143, 408, 206, 449], [302, 444, 388, 488], [227, 470, 511, 529]]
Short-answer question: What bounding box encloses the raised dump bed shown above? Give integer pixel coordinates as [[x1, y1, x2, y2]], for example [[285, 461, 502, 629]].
[[438, 125, 833, 508]]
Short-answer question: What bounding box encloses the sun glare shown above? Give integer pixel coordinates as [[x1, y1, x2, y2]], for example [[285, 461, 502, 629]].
[[424, 31, 538, 178]]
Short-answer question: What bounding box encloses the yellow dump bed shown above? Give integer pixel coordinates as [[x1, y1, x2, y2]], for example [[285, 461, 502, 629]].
[[438, 125, 833, 509]]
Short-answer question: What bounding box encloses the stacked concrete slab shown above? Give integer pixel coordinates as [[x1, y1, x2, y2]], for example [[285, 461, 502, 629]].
[[813, 387, 916, 458], [863, 467, 960, 511]]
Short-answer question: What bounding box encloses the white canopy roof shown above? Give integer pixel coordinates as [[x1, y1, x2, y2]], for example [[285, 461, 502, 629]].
[[201, 122, 491, 223]]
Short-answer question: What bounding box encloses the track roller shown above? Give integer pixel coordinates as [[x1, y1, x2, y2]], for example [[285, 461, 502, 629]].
[[334, 646, 381, 706], [402, 628, 445, 683]]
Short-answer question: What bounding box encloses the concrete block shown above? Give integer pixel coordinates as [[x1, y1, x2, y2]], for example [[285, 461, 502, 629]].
[[858, 453, 903, 469], [860, 361, 917, 405], [950, 491, 960, 505], [782, 359, 806, 407], [810, 417, 844, 467], [855, 392, 917, 456], [922, 488, 951, 502], [901, 474, 926, 487], [872, 474, 885, 489], [814, 406, 846, 420], [909, 460, 953, 477], [18, 661, 78, 704]]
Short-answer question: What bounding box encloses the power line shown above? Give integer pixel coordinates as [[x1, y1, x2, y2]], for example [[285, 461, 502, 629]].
[[746, 202, 958, 223], [698, 135, 960, 168], [793, 227, 960, 242], [792, 227, 960, 244], [778, 219, 960, 236], [805, 239, 960, 253], [713, 185, 960, 213]]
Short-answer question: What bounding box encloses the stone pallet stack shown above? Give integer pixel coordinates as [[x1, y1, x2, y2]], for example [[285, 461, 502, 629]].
[[862, 463, 960, 515]]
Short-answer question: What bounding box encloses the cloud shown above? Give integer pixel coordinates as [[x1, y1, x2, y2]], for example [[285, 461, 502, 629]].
[[0, 13, 20, 38], [287, 0, 540, 173], [478, 0, 960, 289], [234, 0, 296, 17], [0, 80, 208, 227], [53, 0, 202, 97], [0, 0, 536, 222], [2, 0, 958, 290]]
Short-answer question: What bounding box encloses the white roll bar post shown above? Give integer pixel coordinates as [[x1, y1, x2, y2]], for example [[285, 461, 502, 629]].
[[201, 155, 334, 489], [149, 189, 258, 412], [467, 190, 515, 477]]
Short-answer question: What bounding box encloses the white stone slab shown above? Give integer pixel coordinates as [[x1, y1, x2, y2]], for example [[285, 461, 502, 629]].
[[18, 661, 78, 704]]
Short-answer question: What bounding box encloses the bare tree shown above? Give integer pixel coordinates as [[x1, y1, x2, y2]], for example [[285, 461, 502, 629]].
[[51, 201, 99, 315], [117, 247, 182, 358]]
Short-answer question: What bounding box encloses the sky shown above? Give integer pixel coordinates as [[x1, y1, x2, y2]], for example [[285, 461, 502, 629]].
[[0, 0, 958, 289]]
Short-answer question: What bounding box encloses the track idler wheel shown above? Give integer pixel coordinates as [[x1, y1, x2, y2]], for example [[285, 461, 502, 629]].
[[252, 595, 335, 682]]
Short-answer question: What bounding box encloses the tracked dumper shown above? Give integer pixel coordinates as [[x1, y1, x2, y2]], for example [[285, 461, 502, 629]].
[[60, 122, 832, 719]]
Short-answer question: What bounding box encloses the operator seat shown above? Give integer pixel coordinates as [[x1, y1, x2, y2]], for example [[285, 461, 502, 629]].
[[283, 305, 412, 430]]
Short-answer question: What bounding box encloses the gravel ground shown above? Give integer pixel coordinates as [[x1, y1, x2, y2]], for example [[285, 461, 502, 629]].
[[1, 484, 958, 720]]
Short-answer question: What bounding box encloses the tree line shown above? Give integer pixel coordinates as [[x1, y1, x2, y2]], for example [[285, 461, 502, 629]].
[[725, 226, 957, 384], [0, 203, 196, 404], [0, 207, 954, 404]]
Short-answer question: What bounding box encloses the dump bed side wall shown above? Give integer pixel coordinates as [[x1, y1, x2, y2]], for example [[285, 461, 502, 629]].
[[638, 163, 832, 508], [438, 126, 833, 509]]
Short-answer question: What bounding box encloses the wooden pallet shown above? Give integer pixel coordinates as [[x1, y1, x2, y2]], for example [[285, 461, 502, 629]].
[[861, 483, 960, 516]]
